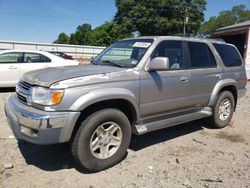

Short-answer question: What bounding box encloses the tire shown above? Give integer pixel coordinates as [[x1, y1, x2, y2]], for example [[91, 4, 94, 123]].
[[208, 91, 235, 128], [71, 108, 131, 172]]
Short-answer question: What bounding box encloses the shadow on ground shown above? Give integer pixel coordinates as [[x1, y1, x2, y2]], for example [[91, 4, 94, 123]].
[[18, 141, 92, 173], [0, 88, 15, 93], [18, 120, 208, 173], [129, 120, 206, 151]]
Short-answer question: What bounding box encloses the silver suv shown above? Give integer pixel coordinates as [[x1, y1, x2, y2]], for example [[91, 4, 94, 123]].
[[5, 36, 247, 171]]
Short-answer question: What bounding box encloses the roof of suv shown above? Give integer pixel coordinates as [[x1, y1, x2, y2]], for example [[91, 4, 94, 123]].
[[122, 36, 226, 45]]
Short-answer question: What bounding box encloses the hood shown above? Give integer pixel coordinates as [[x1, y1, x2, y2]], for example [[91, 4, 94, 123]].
[[22, 64, 124, 87]]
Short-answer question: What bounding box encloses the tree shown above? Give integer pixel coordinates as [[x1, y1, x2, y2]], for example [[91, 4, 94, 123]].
[[88, 22, 133, 46], [114, 0, 206, 36], [53, 32, 70, 44], [199, 5, 250, 35], [69, 23, 92, 45], [54, 0, 208, 45]]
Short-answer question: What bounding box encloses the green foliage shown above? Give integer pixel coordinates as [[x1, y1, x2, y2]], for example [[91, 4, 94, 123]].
[[69, 24, 92, 45], [114, 0, 206, 36], [56, 22, 133, 46], [53, 32, 69, 44], [88, 22, 133, 46], [54, 0, 207, 45], [199, 5, 250, 35]]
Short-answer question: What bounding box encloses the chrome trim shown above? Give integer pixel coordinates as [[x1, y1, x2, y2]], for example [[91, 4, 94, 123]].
[[8, 94, 68, 130], [16, 80, 33, 105], [6, 94, 81, 144], [135, 107, 212, 135], [17, 113, 67, 129]]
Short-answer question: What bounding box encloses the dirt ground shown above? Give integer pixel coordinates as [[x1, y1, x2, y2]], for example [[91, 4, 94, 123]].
[[0, 84, 250, 188]]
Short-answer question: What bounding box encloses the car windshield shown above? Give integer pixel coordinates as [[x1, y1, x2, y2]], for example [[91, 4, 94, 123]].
[[92, 39, 153, 68]]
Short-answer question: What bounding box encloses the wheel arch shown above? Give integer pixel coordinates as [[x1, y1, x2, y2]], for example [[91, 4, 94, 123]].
[[61, 88, 140, 142], [70, 98, 138, 142], [208, 79, 238, 107]]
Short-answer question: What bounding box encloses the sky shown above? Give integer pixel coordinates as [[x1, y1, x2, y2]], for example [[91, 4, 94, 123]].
[[0, 0, 249, 43]]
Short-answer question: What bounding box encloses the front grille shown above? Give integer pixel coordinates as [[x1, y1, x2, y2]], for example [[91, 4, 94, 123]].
[[16, 81, 32, 105], [18, 81, 32, 92], [17, 92, 27, 104]]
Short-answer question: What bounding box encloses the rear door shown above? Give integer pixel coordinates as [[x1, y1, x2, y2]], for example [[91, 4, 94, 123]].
[[185, 41, 222, 107], [0, 52, 21, 87], [212, 43, 246, 89], [20, 52, 51, 78]]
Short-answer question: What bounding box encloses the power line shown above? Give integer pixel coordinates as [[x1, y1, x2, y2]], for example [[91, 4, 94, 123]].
[[115, 2, 205, 12], [0, 11, 106, 23]]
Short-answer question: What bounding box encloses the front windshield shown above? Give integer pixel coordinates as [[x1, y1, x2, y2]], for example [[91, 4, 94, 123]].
[[92, 39, 153, 68]]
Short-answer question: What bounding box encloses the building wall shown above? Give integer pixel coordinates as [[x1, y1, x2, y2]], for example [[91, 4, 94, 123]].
[[245, 30, 250, 80]]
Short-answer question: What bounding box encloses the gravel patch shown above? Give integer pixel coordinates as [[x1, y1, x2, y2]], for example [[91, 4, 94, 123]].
[[0, 84, 250, 188]]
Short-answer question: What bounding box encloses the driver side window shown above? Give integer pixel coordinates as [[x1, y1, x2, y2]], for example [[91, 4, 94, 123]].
[[152, 41, 184, 70]]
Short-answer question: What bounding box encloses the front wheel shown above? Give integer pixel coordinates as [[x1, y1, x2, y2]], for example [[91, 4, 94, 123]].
[[208, 91, 235, 128], [71, 108, 131, 172]]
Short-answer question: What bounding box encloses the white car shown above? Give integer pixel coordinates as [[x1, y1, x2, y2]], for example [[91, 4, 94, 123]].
[[0, 50, 79, 87]]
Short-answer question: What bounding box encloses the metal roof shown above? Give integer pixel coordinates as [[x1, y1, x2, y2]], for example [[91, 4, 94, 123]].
[[216, 20, 250, 31]]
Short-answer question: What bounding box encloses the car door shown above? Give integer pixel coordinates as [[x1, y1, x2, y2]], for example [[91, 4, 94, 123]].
[[19, 52, 52, 78], [185, 41, 222, 107], [0, 52, 21, 87], [140, 40, 193, 120]]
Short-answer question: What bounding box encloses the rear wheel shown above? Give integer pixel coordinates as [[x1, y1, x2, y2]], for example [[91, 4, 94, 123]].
[[208, 91, 235, 128], [71, 108, 131, 172]]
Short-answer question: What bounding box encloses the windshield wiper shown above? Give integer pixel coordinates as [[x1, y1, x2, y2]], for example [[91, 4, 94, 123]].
[[101, 60, 126, 68]]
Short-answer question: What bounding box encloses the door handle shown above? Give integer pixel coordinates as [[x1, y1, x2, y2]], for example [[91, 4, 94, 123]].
[[180, 77, 189, 83], [8, 66, 17, 70], [214, 74, 222, 79]]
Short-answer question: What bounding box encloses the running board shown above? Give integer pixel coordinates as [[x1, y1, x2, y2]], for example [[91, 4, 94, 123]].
[[135, 107, 212, 135]]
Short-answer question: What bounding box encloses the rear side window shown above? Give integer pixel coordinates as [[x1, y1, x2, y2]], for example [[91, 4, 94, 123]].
[[23, 53, 51, 63], [188, 42, 217, 68], [213, 43, 242, 67]]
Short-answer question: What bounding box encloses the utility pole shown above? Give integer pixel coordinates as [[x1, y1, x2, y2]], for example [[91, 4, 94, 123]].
[[183, 0, 189, 37]]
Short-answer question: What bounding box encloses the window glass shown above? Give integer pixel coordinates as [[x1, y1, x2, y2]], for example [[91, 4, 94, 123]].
[[94, 39, 153, 67], [188, 42, 217, 68], [23, 53, 51, 63], [213, 43, 242, 67], [0, 52, 20, 63], [101, 48, 133, 61], [153, 41, 184, 69]]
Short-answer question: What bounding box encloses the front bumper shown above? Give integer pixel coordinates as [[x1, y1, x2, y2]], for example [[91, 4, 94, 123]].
[[4, 94, 80, 145]]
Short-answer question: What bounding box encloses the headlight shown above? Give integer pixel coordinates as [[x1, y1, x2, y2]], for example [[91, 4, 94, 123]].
[[32, 87, 64, 105]]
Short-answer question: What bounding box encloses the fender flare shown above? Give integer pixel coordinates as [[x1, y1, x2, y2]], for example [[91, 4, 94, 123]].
[[207, 79, 237, 107], [59, 88, 140, 143], [69, 88, 140, 122]]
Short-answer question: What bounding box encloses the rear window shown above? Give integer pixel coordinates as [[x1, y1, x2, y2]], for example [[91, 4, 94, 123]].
[[213, 43, 242, 67], [23, 53, 51, 63]]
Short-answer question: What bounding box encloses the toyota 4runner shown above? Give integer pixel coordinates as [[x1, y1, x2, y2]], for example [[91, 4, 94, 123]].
[[5, 36, 247, 171]]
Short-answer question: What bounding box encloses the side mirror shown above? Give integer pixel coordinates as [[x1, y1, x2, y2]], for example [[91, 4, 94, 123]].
[[147, 57, 170, 71]]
